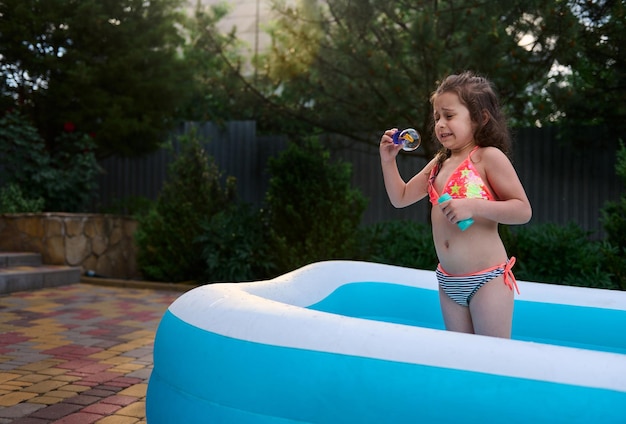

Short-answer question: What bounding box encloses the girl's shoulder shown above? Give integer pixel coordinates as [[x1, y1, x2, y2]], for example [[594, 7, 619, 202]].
[[472, 145, 508, 163]]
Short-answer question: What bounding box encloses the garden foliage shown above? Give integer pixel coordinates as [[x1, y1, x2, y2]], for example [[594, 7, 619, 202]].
[[599, 141, 626, 289], [135, 131, 236, 282], [263, 138, 367, 275], [0, 183, 44, 214], [132, 132, 624, 291], [0, 111, 100, 212]]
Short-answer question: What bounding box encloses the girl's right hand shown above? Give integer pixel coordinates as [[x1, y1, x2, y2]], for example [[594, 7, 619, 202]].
[[379, 128, 403, 162]]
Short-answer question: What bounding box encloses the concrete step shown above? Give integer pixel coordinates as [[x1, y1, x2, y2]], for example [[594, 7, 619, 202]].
[[0, 252, 81, 295], [0, 252, 43, 267]]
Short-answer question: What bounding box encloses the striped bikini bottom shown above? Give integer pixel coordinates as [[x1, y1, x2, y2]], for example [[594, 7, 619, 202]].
[[436, 257, 519, 307]]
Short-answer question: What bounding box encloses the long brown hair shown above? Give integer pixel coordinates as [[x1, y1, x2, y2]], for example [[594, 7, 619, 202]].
[[430, 71, 511, 167]]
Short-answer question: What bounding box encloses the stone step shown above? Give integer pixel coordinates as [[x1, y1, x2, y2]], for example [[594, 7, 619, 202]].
[[0, 252, 81, 295], [0, 252, 43, 267]]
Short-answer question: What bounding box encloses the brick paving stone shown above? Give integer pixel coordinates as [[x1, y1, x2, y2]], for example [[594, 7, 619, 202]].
[[100, 395, 137, 407], [52, 412, 103, 424], [0, 391, 39, 406], [22, 380, 67, 394], [95, 416, 138, 424], [81, 402, 122, 415], [9, 417, 50, 424], [30, 403, 83, 420], [114, 401, 146, 418], [0, 283, 181, 422], [64, 394, 102, 406], [0, 402, 45, 418], [117, 384, 147, 398], [78, 389, 115, 399], [0, 373, 21, 383], [28, 395, 66, 405]]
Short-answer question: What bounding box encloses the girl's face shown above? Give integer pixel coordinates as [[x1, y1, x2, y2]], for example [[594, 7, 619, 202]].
[[432, 92, 476, 151]]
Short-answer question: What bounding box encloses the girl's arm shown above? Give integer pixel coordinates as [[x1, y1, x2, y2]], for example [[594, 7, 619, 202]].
[[380, 129, 435, 208], [477, 147, 532, 225]]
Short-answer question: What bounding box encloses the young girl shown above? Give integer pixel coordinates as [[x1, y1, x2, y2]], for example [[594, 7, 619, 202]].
[[379, 71, 532, 338]]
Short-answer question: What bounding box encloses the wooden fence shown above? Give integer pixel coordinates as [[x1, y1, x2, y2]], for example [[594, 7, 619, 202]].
[[93, 121, 623, 239]]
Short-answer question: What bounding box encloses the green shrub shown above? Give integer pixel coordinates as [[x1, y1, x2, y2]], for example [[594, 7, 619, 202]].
[[263, 138, 367, 274], [0, 111, 101, 212], [135, 132, 236, 282], [503, 223, 616, 289], [600, 140, 626, 289], [101, 195, 154, 217], [359, 220, 437, 270], [196, 204, 276, 282], [0, 183, 45, 213]]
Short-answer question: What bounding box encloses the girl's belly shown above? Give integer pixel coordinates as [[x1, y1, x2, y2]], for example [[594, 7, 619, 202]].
[[431, 213, 508, 274]]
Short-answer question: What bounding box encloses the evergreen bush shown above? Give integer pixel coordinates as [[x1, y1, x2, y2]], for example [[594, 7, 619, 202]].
[[196, 204, 276, 282], [0, 111, 100, 212], [358, 220, 437, 270], [600, 140, 626, 289], [135, 131, 236, 282], [0, 183, 45, 213], [263, 138, 367, 274], [502, 222, 616, 289]]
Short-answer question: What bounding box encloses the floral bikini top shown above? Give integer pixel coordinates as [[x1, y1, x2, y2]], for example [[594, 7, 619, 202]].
[[428, 146, 495, 205]]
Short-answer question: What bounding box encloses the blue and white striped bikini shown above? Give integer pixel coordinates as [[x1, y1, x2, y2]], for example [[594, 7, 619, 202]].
[[436, 257, 519, 307]]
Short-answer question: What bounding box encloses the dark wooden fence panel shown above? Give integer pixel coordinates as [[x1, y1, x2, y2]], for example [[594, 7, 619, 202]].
[[92, 122, 623, 239]]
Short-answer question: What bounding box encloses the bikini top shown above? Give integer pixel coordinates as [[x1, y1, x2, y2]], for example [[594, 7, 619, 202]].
[[428, 146, 496, 205]]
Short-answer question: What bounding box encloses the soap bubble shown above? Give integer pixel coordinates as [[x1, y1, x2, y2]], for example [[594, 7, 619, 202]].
[[392, 128, 421, 151]]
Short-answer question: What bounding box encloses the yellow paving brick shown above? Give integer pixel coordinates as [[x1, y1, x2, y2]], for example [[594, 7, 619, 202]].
[[0, 373, 21, 384], [3, 380, 32, 388], [18, 359, 66, 372], [96, 416, 139, 424], [88, 351, 119, 360], [0, 391, 39, 406], [33, 343, 67, 351], [109, 342, 147, 353], [32, 318, 62, 325], [22, 325, 63, 335], [57, 384, 90, 393], [21, 379, 67, 394], [117, 384, 147, 398], [29, 395, 65, 405], [35, 336, 68, 343], [120, 330, 154, 340], [16, 374, 50, 383], [115, 401, 146, 418], [45, 389, 81, 399], [51, 375, 81, 383], [101, 356, 134, 365], [38, 368, 68, 376], [109, 363, 144, 373]]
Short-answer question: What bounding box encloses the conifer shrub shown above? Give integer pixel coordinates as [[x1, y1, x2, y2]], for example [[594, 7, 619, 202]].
[[0, 111, 100, 212], [600, 140, 626, 289], [135, 131, 236, 282], [502, 222, 616, 289], [263, 138, 367, 274], [358, 220, 437, 270]]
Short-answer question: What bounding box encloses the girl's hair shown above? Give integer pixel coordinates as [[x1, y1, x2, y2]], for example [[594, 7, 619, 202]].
[[430, 71, 511, 166]]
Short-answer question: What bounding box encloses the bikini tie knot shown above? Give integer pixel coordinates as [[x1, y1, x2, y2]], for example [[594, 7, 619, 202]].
[[504, 257, 520, 295]]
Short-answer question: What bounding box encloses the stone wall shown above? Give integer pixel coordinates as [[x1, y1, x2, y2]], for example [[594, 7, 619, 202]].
[[0, 213, 139, 279]]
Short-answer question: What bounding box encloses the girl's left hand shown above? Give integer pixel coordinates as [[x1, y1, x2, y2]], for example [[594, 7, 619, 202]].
[[439, 197, 474, 224]]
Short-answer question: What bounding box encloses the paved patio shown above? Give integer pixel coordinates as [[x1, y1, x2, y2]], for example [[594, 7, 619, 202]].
[[0, 282, 185, 423]]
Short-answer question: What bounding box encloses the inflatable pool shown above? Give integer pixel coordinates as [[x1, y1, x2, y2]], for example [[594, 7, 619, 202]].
[[146, 260, 626, 423]]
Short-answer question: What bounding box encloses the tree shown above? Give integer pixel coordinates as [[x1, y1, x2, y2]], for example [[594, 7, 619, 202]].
[[135, 131, 237, 282], [217, 0, 580, 157], [0, 0, 192, 157], [536, 0, 625, 147]]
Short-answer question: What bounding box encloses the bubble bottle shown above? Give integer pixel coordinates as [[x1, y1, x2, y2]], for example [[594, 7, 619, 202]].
[[392, 128, 421, 151]]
